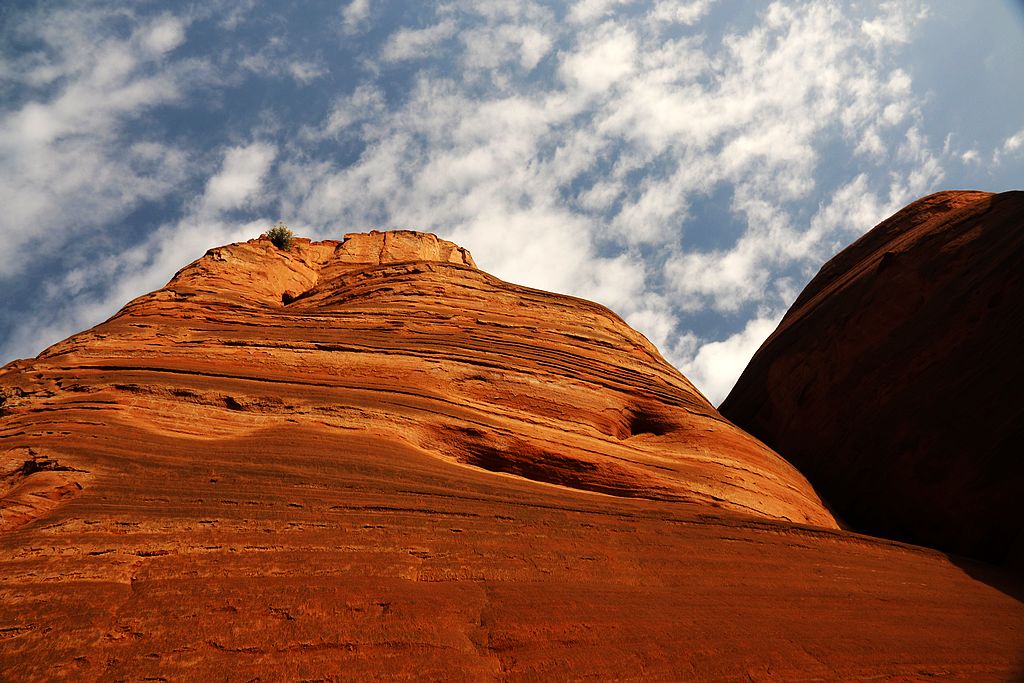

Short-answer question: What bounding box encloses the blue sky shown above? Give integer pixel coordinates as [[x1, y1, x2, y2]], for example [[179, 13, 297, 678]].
[[1, 0, 1022, 404]]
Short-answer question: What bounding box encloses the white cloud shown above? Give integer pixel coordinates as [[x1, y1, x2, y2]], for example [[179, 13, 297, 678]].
[[990, 125, 1024, 167], [216, 0, 258, 30], [860, 1, 924, 48], [2, 141, 278, 361], [623, 302, 678, 354], [568, 0, 633, 25], [342, 0, 372, 35], [2, 0, 952, 405], [141, 15, 186, 54], [680, 313, 781, 405], [802, 175, 886, 253], [0, 7, 204, 278], [309, 85, 387, 139], [2, 215, 268, 362], [271, 1, 939, 400], [380, 19, 456, 63], [648, 0, 714, 26], [558, 23, 636, 92], [1003, 127, 1024, 154], [461, 23, 554, 74], [667, 237, 771, 313], [237, 40, 328, 84], [287, 61, 327, 83], [200, 143, 277, 215]]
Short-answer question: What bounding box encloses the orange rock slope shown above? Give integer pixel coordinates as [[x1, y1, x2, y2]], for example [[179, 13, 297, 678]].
[[721, 191, 1024, 567], [1, 229, 1021, 681]]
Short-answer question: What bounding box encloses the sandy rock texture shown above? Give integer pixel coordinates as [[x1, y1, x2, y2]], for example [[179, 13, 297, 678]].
[[1, 228, 1021, 680], [721, 191, 1024, 567]]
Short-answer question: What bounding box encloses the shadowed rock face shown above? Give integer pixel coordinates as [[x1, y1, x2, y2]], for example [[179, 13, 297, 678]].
[[721, 191, 1024, 566], [1, 228, 1022, 680]]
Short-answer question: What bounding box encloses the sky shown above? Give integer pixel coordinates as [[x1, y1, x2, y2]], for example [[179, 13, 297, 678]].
[[1, 0, 1022, 405]]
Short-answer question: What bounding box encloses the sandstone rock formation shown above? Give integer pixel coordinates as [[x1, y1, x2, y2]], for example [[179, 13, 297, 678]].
[[1, 228, 1022, 680], [721, 191, 1024, 567]]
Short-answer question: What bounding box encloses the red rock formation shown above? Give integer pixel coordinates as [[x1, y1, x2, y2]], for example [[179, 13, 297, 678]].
[[1, 229, 1021, 680], [721, 191, 1024, 567]]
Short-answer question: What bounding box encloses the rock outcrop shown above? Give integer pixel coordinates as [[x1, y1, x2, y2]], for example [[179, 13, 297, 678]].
[[1, 228, 1021, 680], [721, 191, 1024, 567]]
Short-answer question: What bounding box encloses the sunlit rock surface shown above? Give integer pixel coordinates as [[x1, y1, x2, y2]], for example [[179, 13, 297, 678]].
[[1, 228, 1021, 680]]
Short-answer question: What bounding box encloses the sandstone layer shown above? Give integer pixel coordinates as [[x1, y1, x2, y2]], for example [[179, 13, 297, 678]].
[[1, 228, 1022, 680], [721, 191, 1024, 567]]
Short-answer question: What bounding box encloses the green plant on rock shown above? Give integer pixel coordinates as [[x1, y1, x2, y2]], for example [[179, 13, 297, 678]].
[[266, 221, 295, 251]]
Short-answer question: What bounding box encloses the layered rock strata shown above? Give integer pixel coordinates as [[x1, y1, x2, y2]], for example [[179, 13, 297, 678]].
[[1, 228, 1021, 680]]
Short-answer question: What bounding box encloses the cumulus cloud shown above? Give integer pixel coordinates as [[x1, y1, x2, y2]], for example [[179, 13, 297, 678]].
[[199, 143, 277, 214], [680, 314, 781, 405], [859, 1, 924, 47], [380, 20, 456, 62], [1002, 127, 1024, 154], [558, 23, 637, 92], [461, 22, 554, 75], [342, 0, 372, 35], [141, 15, 187, 54], [271, 0, 941, 399], [3, 0, 959, 403], [648, 0, 715, 26], [990, 125, 1024, 167], [960, 149, 980, 165], [1, 142, 277, 361], [2, 217, 266, 362], [0, 6, 204, 278], [288, 61, 327, 83], [568, 0, 633, 25], [309, 85, 387, 139]]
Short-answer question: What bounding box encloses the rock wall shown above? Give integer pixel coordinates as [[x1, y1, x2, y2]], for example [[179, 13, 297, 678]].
[[1, 228, 1021, 680], [722, 191, 1024, 566]]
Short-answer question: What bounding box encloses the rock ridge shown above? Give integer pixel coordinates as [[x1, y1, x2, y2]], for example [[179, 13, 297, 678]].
[[125, 230, 476, 313], [29, 230, 836, 527]]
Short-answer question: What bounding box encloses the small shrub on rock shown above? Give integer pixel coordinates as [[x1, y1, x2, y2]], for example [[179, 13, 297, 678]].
[[266, 222, 295, 251]]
